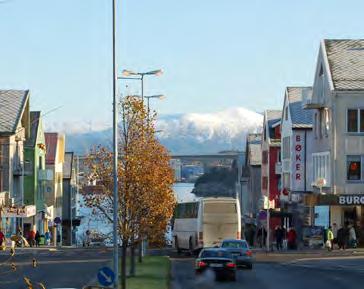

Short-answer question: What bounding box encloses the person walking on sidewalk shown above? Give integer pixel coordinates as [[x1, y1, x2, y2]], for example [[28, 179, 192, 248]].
[[35, 231, 40, 247], [287, 227, 297, 250], [275, 226, 284, 251], [326, 226, 334, 251], [349, 225, 357, 248], [337, 226, 346, 250], [29, 229, 36, 247], [0, 229, 5, 249]]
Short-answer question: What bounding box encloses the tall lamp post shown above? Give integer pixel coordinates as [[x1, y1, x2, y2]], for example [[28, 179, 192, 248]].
[[111, 0, 119, 288]]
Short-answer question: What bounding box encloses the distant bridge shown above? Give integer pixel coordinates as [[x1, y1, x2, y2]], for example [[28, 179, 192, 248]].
[[171, 152, 243, 161]]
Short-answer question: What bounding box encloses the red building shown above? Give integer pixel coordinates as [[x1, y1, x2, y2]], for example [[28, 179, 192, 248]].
[[261, 110, 282, 242], [261, 110, 282, 208]]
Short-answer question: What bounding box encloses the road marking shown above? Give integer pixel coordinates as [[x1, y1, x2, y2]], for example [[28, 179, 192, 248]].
[[10, 258, 110, 266]]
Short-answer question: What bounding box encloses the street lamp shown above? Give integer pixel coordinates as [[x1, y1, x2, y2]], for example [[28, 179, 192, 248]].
[[118, 69, 163, 103], [143, 94, 165, 112]]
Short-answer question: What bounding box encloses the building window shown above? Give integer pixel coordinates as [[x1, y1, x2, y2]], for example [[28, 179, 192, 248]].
[[347, 156, 361, 181], [312, 152, 330, 186], [347, 109, 364, 133], [282, 136, 290, 160], [348, 109, 358, 132]]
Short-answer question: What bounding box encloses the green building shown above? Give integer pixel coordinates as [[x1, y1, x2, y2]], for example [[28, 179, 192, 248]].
[[24, 111, 47, 235]]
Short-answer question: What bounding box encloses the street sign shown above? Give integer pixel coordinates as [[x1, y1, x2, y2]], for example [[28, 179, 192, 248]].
[[97, 267, 115, 287]]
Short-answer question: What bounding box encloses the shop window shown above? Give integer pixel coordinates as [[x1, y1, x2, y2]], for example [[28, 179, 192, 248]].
[[347, 156, 361, 181]]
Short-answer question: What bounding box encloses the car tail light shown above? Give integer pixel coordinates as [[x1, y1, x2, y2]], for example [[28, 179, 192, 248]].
[[246, 250, 252, 257], [226, 262, 236, 268], [197, 261, 207, 268], [236, 232, 241, 239]]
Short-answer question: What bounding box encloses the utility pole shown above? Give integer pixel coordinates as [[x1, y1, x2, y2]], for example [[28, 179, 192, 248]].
[[112, 0, 119, 288]]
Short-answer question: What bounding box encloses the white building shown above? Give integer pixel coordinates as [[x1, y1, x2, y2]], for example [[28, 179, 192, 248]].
[[280, 87, 314, 233], [304, 39, 364, 243]]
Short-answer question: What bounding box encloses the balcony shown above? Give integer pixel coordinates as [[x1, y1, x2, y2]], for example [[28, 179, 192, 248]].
[[303, 98, 326, 109], [38, 169, 53, 181], [275, 162, 282, 174]]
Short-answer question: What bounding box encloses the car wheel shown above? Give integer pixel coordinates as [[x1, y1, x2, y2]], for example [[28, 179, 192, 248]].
[[230, 273, 236, 281]]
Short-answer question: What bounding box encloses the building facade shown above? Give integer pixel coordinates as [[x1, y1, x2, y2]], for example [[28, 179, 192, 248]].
[[0, 90, 32, 235], [305, 39, 364, 244], [261, 110, 282, 235], [45, 132, 65, 245], [280, 87, 314, 240]]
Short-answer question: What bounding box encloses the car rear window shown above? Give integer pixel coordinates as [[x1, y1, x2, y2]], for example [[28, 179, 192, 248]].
[[221, 241, 248, 249], [201, 250, 231, 258]]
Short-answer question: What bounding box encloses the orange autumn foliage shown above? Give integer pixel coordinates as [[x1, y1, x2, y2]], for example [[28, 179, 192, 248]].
[[82, 96, 176, 246]]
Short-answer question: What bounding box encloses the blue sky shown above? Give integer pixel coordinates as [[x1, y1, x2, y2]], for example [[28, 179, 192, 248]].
[[0, 0, 363, 131]]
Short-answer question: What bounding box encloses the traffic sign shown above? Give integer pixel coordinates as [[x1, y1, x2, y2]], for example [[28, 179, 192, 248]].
[[97, 267, 115, 287]]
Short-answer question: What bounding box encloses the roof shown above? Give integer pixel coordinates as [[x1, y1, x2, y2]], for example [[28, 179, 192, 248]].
[[0, 90, 29, 134], [324, 39, 364, 90], [286, 87, 313, 128], [45, 133, 58, 165], [247, 134, 262, 166], [63, 152, 74, 179], [266, 110, 281, 128], [25, 111, 41, 147]]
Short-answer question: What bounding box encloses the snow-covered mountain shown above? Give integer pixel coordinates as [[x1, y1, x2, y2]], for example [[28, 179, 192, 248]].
[[61, 107, 263, 155]]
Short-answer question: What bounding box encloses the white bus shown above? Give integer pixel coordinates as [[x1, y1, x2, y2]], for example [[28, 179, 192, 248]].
[[172, 197, 241, 253]]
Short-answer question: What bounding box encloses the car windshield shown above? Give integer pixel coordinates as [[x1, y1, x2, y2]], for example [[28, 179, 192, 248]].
[[222, 241, 248, 249], [201, 250, 231, 258]]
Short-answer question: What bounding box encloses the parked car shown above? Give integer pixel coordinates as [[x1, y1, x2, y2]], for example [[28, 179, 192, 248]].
[[195, 248, 237, 281], [221, 239, 253, 269]]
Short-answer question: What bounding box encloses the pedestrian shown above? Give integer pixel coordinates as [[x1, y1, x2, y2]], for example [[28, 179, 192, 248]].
[[344, 222, 350, 248], [337, 226, 346, 250], [35, 231, 40, 247], [326, 226, 334, 251], [45, 231, 50, 246], [332, 223, 338, 249], [29, 229, 36, 247], [0, 229, 5, 250], [275, 226, 284, 251], [16, 226, 23, 247], [349, 225, 357, 248], [287, 227, 297, 250]]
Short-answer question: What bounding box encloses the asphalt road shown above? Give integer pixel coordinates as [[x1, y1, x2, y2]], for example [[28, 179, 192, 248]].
[[0, 248, 112, 289], [171, 256, 364, 289]]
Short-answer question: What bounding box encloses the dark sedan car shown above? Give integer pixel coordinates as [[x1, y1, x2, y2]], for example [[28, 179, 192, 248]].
[[221, 239, 253, 269], [195, 248, 237, 281]]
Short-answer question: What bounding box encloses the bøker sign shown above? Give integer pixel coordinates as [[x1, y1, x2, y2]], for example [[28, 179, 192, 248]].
[[338, 195, 364, 205]]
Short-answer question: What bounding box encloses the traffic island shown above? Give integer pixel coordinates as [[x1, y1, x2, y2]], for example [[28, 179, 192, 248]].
[[126, 256, 170, 289]]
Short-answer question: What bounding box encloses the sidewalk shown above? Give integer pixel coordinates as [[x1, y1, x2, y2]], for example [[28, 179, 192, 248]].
[[253, 247, 364, 263]]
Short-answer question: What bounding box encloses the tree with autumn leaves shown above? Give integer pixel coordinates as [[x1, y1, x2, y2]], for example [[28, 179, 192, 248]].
[[82, 96, 175, 289]]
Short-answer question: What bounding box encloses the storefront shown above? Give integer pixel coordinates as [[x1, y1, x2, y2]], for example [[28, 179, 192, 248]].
[[305, 194, 364, 246]]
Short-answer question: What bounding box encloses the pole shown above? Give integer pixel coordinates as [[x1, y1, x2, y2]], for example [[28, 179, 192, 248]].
[[266, 206, 270, 252], [112, 0, 119, 288], [141, 74, 144, 103]]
